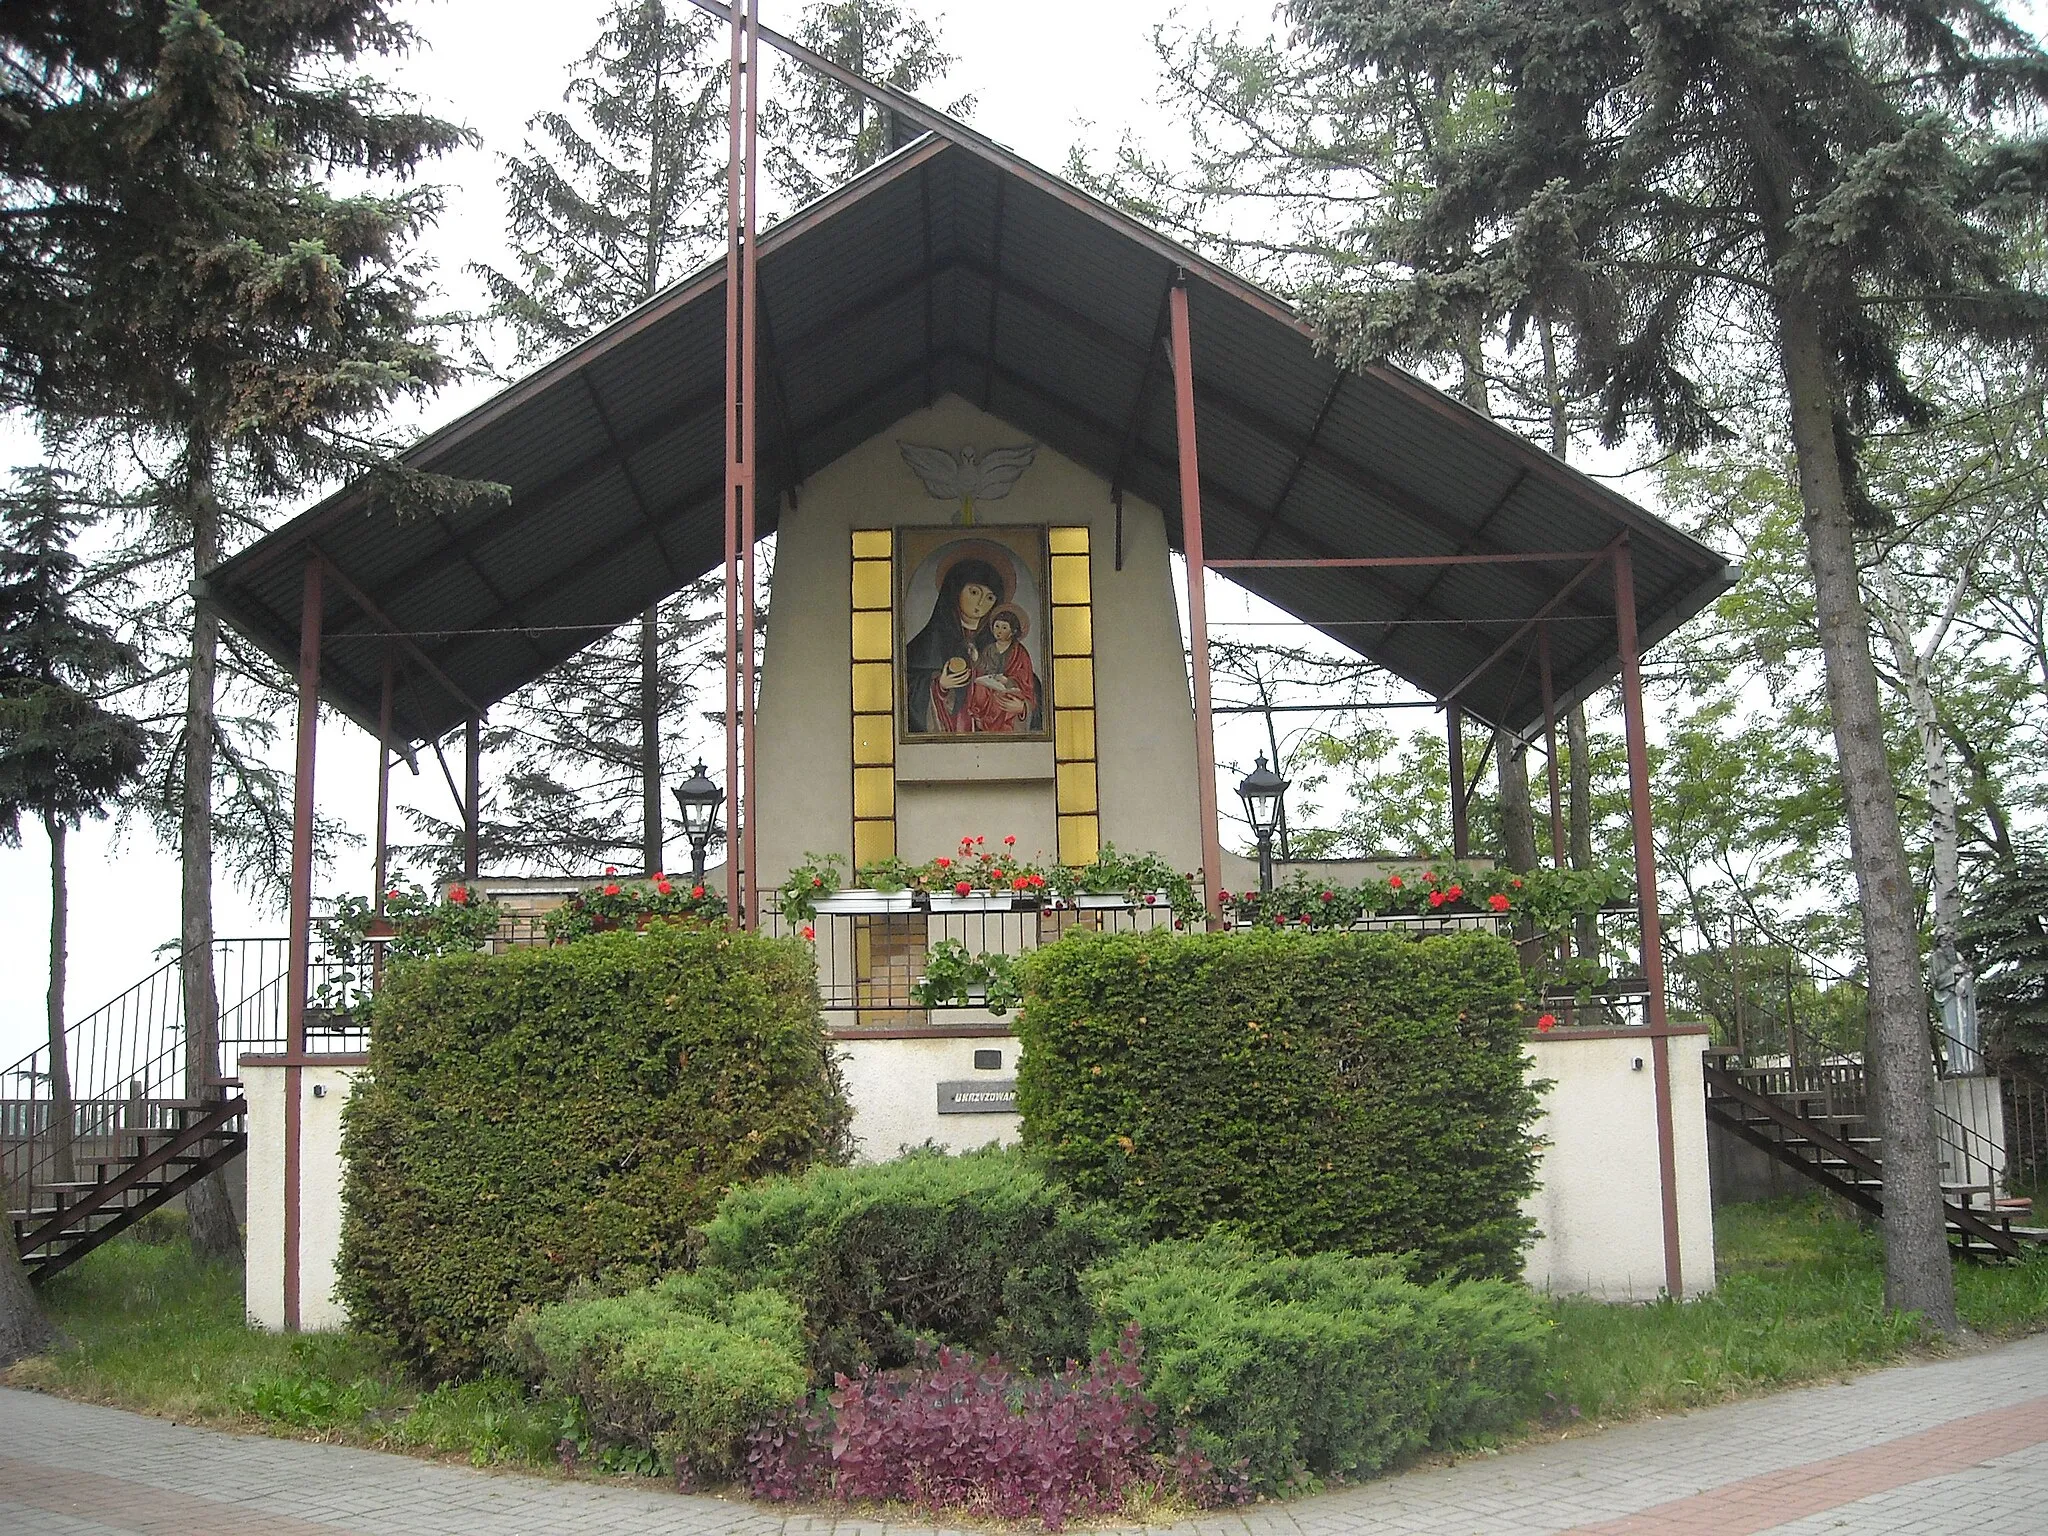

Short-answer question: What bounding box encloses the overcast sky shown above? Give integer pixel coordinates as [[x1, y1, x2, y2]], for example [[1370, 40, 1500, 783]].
[[0, 0, 1272, 1067]]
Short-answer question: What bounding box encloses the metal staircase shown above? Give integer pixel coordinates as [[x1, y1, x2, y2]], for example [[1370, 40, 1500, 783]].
[[3, 937, 365, 1284], [1703, 1060, 2031, 1260]]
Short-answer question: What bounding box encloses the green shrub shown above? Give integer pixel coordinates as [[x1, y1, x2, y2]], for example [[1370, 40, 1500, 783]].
[[1017, 928, 1544, 1279], [510, 1273, 808, 1480], [1086, 1235, 1547, 1491], [338, 925, 851, 1378], [698, 1144, 1125, 1377]]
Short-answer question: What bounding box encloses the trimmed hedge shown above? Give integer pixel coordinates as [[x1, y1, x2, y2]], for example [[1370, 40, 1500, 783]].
[[699, 1145, 1124, 1378], [1086, 1235, 1547, 1490], [1016, 929, 1544, 1279], [339, 926, 851, 1377], [511, 1273, 808, 1480]]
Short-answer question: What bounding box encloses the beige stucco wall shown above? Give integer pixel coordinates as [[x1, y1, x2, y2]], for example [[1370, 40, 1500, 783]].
[[242, 1058, 359, 1332], [836, 1030, 1024, 1160], [755, 393, 1202, 889], [1523, 1031, 1716, 1300]]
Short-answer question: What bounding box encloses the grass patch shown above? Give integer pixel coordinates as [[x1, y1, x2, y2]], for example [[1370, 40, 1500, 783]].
[[1537, 1196, 2048, 1425], [7, 1220, 585, 1470], [8, 1197, 2048, 1486]]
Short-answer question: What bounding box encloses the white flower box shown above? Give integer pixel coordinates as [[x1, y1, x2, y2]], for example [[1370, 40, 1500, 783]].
[[811, 889, 917, 915], [926, 891, 1021, 913]]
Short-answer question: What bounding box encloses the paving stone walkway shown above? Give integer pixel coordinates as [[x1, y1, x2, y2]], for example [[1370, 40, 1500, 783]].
[[4, 1329, 2046, 1535]]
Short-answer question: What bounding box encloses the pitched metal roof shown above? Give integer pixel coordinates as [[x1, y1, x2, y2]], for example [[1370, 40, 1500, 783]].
[[206, 128, 1735, 749]]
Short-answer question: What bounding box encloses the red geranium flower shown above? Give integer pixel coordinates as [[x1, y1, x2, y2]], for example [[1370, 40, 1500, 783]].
[[655, 881, 673, 896], [448, 884, 468, 905], [1012, 875, 1029, 890], [1320, 890, 1334, 902], [1447, 884, 1463, 899], [1218, 889, 1232, 903], [605, 866, 617, 876], [386, 888, 401, 901], [1004, 835, 1016, 846], [1428, 891, 1446, 908], [935, 856, 951, 869], [604, 883, 621, 896], [1388, 875, 1403, 889], [1487, 892, 1511, 912], [1511, 877, 1523, 888], [801, 924, 816, 941], [1537, 1013, 1557, 1032], [955, 880, 972, 896], [1029, 874, 1046, 888], [692, 885, 705, 898], [811, 875, 824, 887], [1424, 870, 1439, 884], [1144, 894, 1158, 905]]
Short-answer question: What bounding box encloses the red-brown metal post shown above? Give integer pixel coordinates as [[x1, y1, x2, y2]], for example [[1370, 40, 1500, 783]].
[[1168, 276, 1224, 920], [739, 0, 760, 930], [284, 555, 321, 1332], [286, 559, 322, 1057], [1613, 538, 1684, 1296], [463, 716, 480, 883], [374, 646, 394, 913], [1446, 702, 1469, 859], [722, 0, 744, 926], [1538, 625, 1566, 869]]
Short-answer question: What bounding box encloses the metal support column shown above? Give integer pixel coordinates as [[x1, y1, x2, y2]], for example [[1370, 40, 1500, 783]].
[[1447, 703, 1470, 859], [283, 555, 322, 1332], [1613, 539, 1684, 1296], [463, 716, 480, 883], [374, 647, 394, 910], [1168, 275, 1224, 919], [1538, 625, 1566, 868], [739, 0, 761, 930], [722, 0, 747, 926]]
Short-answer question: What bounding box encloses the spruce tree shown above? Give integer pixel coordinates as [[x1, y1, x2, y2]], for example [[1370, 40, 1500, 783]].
[[1287, 0, 2048, 1329], [473, 1, 729, 874], [0, 473, 151, 1190], [764, 1, 974, 203], [2, 2, 468, 1261]]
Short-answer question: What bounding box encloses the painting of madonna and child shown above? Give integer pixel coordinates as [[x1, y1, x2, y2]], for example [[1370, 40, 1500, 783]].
[[897, 526, 1050, 739]]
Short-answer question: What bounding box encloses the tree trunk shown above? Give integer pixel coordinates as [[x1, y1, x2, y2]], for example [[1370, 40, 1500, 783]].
[[179, 438, 241, 1264], [641, 605, 662, 873], [1567, 704, 1599, 962], [0, 1223, 57, 1366], [1495, 730, 1540, 873], [1778, 304, 1955, 1331], [1872, 563, 1979, 1068], [43, 814, 73, 1188]]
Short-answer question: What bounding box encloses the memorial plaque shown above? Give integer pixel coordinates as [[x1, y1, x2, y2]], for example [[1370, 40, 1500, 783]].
[[937, 1078, 1019, 1114]]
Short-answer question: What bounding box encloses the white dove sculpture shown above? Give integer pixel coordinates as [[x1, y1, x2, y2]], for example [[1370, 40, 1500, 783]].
[[898, 441, 1038, 525]]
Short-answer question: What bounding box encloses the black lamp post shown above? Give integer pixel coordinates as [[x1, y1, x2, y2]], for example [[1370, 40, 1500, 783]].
[[1236, 753, 1290, 895], [670, 761, 724, 882]]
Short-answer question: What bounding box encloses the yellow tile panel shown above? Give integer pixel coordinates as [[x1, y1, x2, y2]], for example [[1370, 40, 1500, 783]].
[[1049, 553, 1091, 606], [851, 662, 892, 713], [1058, 814, 1099, 866], [851, 528, 893, 559], [850, 610, 893, 661], [853, 819, 896, 866], [853, 713, 894, 765], [851, 559, 892, 611], [1054, 708, 1096, 762], [852, 766, 896, 819], [1053, 657, 1095, 707], [1052, 604, 1093, 658], [1048, 525, 1091, 554], [1056, 761, 1099, 814]]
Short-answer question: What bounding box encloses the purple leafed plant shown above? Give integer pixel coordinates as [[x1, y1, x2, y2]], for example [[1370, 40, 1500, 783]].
[[743, 1324, 1239, 1528]]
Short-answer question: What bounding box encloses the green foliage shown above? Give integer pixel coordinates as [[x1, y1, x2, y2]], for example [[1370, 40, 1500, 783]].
[[1017, 929, 1544, 1280], [1085, 1235, 1547, 1492], [338, 925, 851, 1378], [511, 1273, 808, 1479], [777, 852, 846, 923], [910, 940, 1023, 1013], [1967, 852, 2048, 1069], [698, 1145, 1126, 1378]]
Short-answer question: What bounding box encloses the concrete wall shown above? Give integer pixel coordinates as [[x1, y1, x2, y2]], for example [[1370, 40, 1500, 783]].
[[242, 1057, 359, 1333], [1524, 1031, 1716, 1300], [754, 393, 1202, 889], [836, 1029, 1023, 1160]]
